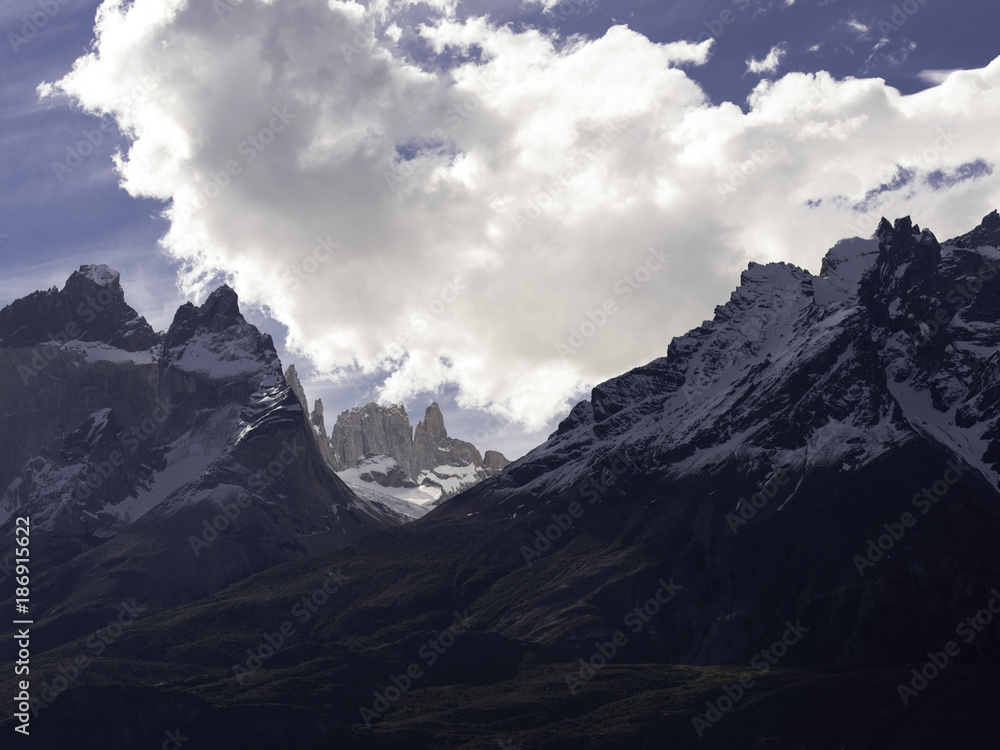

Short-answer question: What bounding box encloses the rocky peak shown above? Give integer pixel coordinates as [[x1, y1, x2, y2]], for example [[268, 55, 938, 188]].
[[948, 209, 1000, 250], [0, 264, 157, 351], [872, 215, 941, 269], [67, 264, 122, 292], [285, 364, 337, 468], [329, 401, 416, 476], [199, 285, 243, 329], [483, 450, 511, 476], [161, 284, 277, 377], [311, 399, 326, 435], [414, 402, 483, 474], [416, 402, 448, 440], [860, 215, 943, 330], [326, 399, 511, 503]]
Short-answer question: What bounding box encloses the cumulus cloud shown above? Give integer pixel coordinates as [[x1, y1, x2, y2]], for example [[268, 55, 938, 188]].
[[47, 0, 1000, 430], [746, 44, 787, 75]]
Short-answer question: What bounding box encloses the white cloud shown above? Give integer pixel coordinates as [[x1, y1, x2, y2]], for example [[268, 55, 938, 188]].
[[846, 17, 870, 35], [746, 44, 787, 75], [48, 0, 1000, 430], [917, 69, 959, 86]]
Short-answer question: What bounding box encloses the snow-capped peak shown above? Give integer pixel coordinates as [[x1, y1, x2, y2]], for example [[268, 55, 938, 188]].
[[77, 264, 121, 288]]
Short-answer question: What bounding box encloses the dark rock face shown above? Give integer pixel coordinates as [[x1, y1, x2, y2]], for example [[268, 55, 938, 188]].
[[5, 215, 1000, 750], [0, 266, 403, 633], [7, 685, 348, 750], [949, 208, 1000, 250], [436, 210, 1000, 667], [0, 264, 157, 351]]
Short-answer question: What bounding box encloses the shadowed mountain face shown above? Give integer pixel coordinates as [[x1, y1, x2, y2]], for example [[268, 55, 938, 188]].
[[0, 268, 404, 642], [4, 214, 1000, 749]]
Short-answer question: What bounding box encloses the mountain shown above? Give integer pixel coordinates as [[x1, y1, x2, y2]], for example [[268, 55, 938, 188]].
[[328, 400, 510, 512], [438, 210, 1000, 665], [0, 267, 403, 629], [5, 214, 1000, 749]]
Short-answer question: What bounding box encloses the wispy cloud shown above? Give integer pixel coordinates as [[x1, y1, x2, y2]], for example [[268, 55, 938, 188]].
[[917, 69, 959, 86], [746, 44, 787, 75], [845, 17, 870, 36]]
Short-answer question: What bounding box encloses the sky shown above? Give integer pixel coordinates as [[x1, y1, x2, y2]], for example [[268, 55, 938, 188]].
[[1, 0, 999, 460]]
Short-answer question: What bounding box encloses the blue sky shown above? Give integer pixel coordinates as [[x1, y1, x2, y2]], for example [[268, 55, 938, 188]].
[[1, 0, 999, 458]]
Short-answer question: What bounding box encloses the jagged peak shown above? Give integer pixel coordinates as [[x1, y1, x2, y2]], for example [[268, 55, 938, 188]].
[[71, 264, 122, 289], [947, 209, 1000, 250], [201, 284, 243, 322], [875, 215, 938, 247], [0, 262, 156, 350], [339, 401, 410, 420], [416, 402, 448, 438]]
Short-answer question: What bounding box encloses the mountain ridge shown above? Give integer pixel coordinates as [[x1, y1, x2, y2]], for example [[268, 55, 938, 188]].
[[4, 213, 1000, 748]]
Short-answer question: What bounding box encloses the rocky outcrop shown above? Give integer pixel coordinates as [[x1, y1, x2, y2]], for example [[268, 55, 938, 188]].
[[285, 364, 337, 470], [0, 264, 158, 351], [328, 402, 416, 477], [413, 402, 483, 473], [483, 449, 511, 476], [327, 401, 510, 503]]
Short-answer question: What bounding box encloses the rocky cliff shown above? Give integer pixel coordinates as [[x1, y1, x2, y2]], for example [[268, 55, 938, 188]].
[[328, 400, 510, 506]]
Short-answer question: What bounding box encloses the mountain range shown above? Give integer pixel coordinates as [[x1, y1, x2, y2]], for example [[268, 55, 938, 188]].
[[4, 212, 1000, 748]]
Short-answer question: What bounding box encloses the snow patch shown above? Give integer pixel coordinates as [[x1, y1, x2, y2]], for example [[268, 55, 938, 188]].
[[78, 264, 120, 287]]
